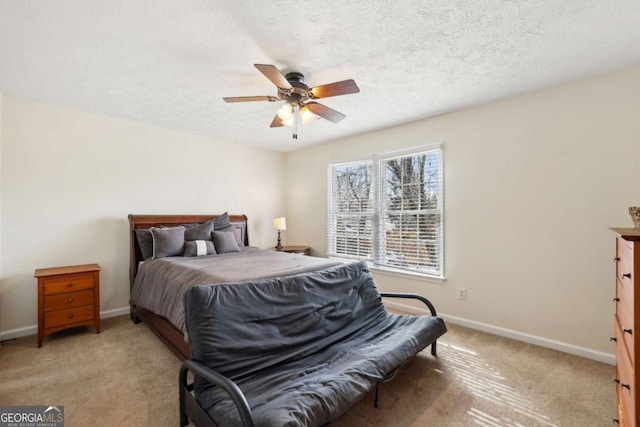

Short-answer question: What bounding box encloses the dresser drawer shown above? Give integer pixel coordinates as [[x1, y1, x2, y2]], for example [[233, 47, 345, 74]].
[[617, 278, 636, 363], [618, 372, 633, 427], [44, 304, 95, 329], [616, 334, 635, 426], [44, 273, 95, 295], [617, 237, 635, 283], [618, 391, 629, 427], [44, 289, 94, 312]]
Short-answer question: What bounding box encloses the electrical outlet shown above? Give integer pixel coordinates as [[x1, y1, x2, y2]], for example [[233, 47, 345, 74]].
[[457, 288, 467, 301]]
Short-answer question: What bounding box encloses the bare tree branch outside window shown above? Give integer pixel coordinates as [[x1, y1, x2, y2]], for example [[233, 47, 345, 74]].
[[328, 146, 442, 277]]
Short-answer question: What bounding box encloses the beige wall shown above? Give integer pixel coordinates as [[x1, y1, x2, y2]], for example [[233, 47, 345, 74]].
[[0, 91, 2, 282], [0, 95, 284, 336], [2, 65, 638, 359], [284, 65, 640, 359]]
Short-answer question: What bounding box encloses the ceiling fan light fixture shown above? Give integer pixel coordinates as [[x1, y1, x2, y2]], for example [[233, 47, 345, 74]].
[[223, 64, 359, 140], [277, 102, 293, 121], [281, 116, 295, 127], [299, 105, 318, 124]]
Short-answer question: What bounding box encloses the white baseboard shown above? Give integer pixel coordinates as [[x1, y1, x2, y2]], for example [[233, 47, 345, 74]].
[[0, 306, 131, 342], [3, 302, 616, 366], [100, 306, 130, 319], [383, 300, 615, 366], [0, 324, 37, 342]]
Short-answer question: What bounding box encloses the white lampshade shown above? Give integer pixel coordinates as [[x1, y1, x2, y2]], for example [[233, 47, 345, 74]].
[[273, 217, 287, 231]]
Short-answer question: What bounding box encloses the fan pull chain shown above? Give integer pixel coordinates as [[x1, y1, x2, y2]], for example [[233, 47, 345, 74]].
[[293, 103, 299, 139]]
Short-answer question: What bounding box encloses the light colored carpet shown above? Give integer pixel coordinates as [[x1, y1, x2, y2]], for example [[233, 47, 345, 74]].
[[0, 315, 614, 426]]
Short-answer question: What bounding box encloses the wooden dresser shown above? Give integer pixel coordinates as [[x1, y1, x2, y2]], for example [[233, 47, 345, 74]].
[[612, 228, 640, 426], [35, 263, 101, 347]]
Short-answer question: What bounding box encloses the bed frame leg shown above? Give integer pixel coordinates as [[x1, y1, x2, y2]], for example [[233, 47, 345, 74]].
[[179, 365, 189, 426], [373, 383, 380, 408], [130, 306, 141, 324]]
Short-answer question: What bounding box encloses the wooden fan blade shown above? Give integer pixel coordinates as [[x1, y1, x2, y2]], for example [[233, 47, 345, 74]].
[[223, 96, 278, 103], [254, 64, 292, 89], [309, 79, 360, 99], [270, 114, 284, 128], [306, 102, 346, 123]]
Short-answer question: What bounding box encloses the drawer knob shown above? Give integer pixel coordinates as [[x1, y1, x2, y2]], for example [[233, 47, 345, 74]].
[[67, 283, 74, 288], [613, 297, 620, 303], [622, 273, 632, 279], [614, 257, 620, 262], [610, 337, 617, 342], [67, 313, 74, 319], [613, 378, 630, 390], [614, 418, 620, 424], [67, 298, 73, 303], [624, 328, 633, 335]]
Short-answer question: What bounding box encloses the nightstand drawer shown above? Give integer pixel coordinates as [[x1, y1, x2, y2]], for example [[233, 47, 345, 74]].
[[44, 273, 95, 295], [45, 289, 94, 312], [45, 304, 94, 329]]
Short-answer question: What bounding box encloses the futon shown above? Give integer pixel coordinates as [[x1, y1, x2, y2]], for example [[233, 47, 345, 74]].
[[180, 261, 447, 427]]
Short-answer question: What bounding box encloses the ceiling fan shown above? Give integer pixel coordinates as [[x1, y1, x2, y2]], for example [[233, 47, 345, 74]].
[[223, 64, 360, 139]]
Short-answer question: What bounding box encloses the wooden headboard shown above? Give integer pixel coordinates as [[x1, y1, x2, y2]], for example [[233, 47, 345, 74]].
[[127, 214, 249, 290]]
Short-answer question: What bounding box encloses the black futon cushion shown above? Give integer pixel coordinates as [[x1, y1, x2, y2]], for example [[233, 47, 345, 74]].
[[184, 261, 446, 427]]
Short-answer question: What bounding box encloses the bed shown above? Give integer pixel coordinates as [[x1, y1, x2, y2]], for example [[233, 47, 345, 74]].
[[128, 214, 341, 359]]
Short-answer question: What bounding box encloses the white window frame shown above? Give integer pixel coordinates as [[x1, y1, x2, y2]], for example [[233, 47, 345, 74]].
[[327, 143, 444, 281], [326, 159, 374, 262]]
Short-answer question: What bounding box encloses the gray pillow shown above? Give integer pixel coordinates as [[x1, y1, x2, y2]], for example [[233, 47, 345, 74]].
[[217, 225, 246, 246], [184, 220, 213, 241], [135, 229, 154, 260], [212, 230, 241, 254], [184, 240, 217, 257], [151, 226, 185, 258], [213, 212, 230, 230]]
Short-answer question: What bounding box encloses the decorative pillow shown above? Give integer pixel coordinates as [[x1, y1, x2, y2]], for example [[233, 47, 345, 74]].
[[184, 220, 213, 241], [135, 229, 154, 260], [212, 230, 241, 254], [213, 212, 231, 230], [184, 240, 217, 257], [217, 224, 246, 246], [151, 226, 185, 258]]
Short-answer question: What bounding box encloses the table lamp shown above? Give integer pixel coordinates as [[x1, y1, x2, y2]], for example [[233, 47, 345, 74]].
[[274, 217, 286, 250]]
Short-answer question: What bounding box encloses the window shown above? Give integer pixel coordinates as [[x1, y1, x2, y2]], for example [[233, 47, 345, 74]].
[[327, 144, 443, 278], [327, 160, 374, 261]]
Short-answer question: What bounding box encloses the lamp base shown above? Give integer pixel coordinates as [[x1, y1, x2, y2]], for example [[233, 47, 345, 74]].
[[276, 230, 282, 250]]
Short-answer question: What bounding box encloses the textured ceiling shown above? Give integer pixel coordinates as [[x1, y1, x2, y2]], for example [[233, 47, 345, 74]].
[[1, 1, 640, 152]]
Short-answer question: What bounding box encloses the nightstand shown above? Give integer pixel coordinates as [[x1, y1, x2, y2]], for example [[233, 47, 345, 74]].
[[271, 245, 311, 256], [35, 263, 101, 347]]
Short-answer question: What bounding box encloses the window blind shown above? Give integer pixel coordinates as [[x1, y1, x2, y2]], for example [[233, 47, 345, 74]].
[[327, 143, 443, 278], [375, 146, 443, 276], [327, 160, 374, 261]]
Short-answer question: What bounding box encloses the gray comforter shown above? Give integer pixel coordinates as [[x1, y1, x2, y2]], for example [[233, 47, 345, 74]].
[[130, 247, 342, 335], [185, 261, 447, 427]]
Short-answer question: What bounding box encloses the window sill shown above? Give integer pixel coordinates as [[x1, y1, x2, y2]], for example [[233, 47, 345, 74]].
[[328, 256, 445, 283], [369, 264, 445, 283]]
